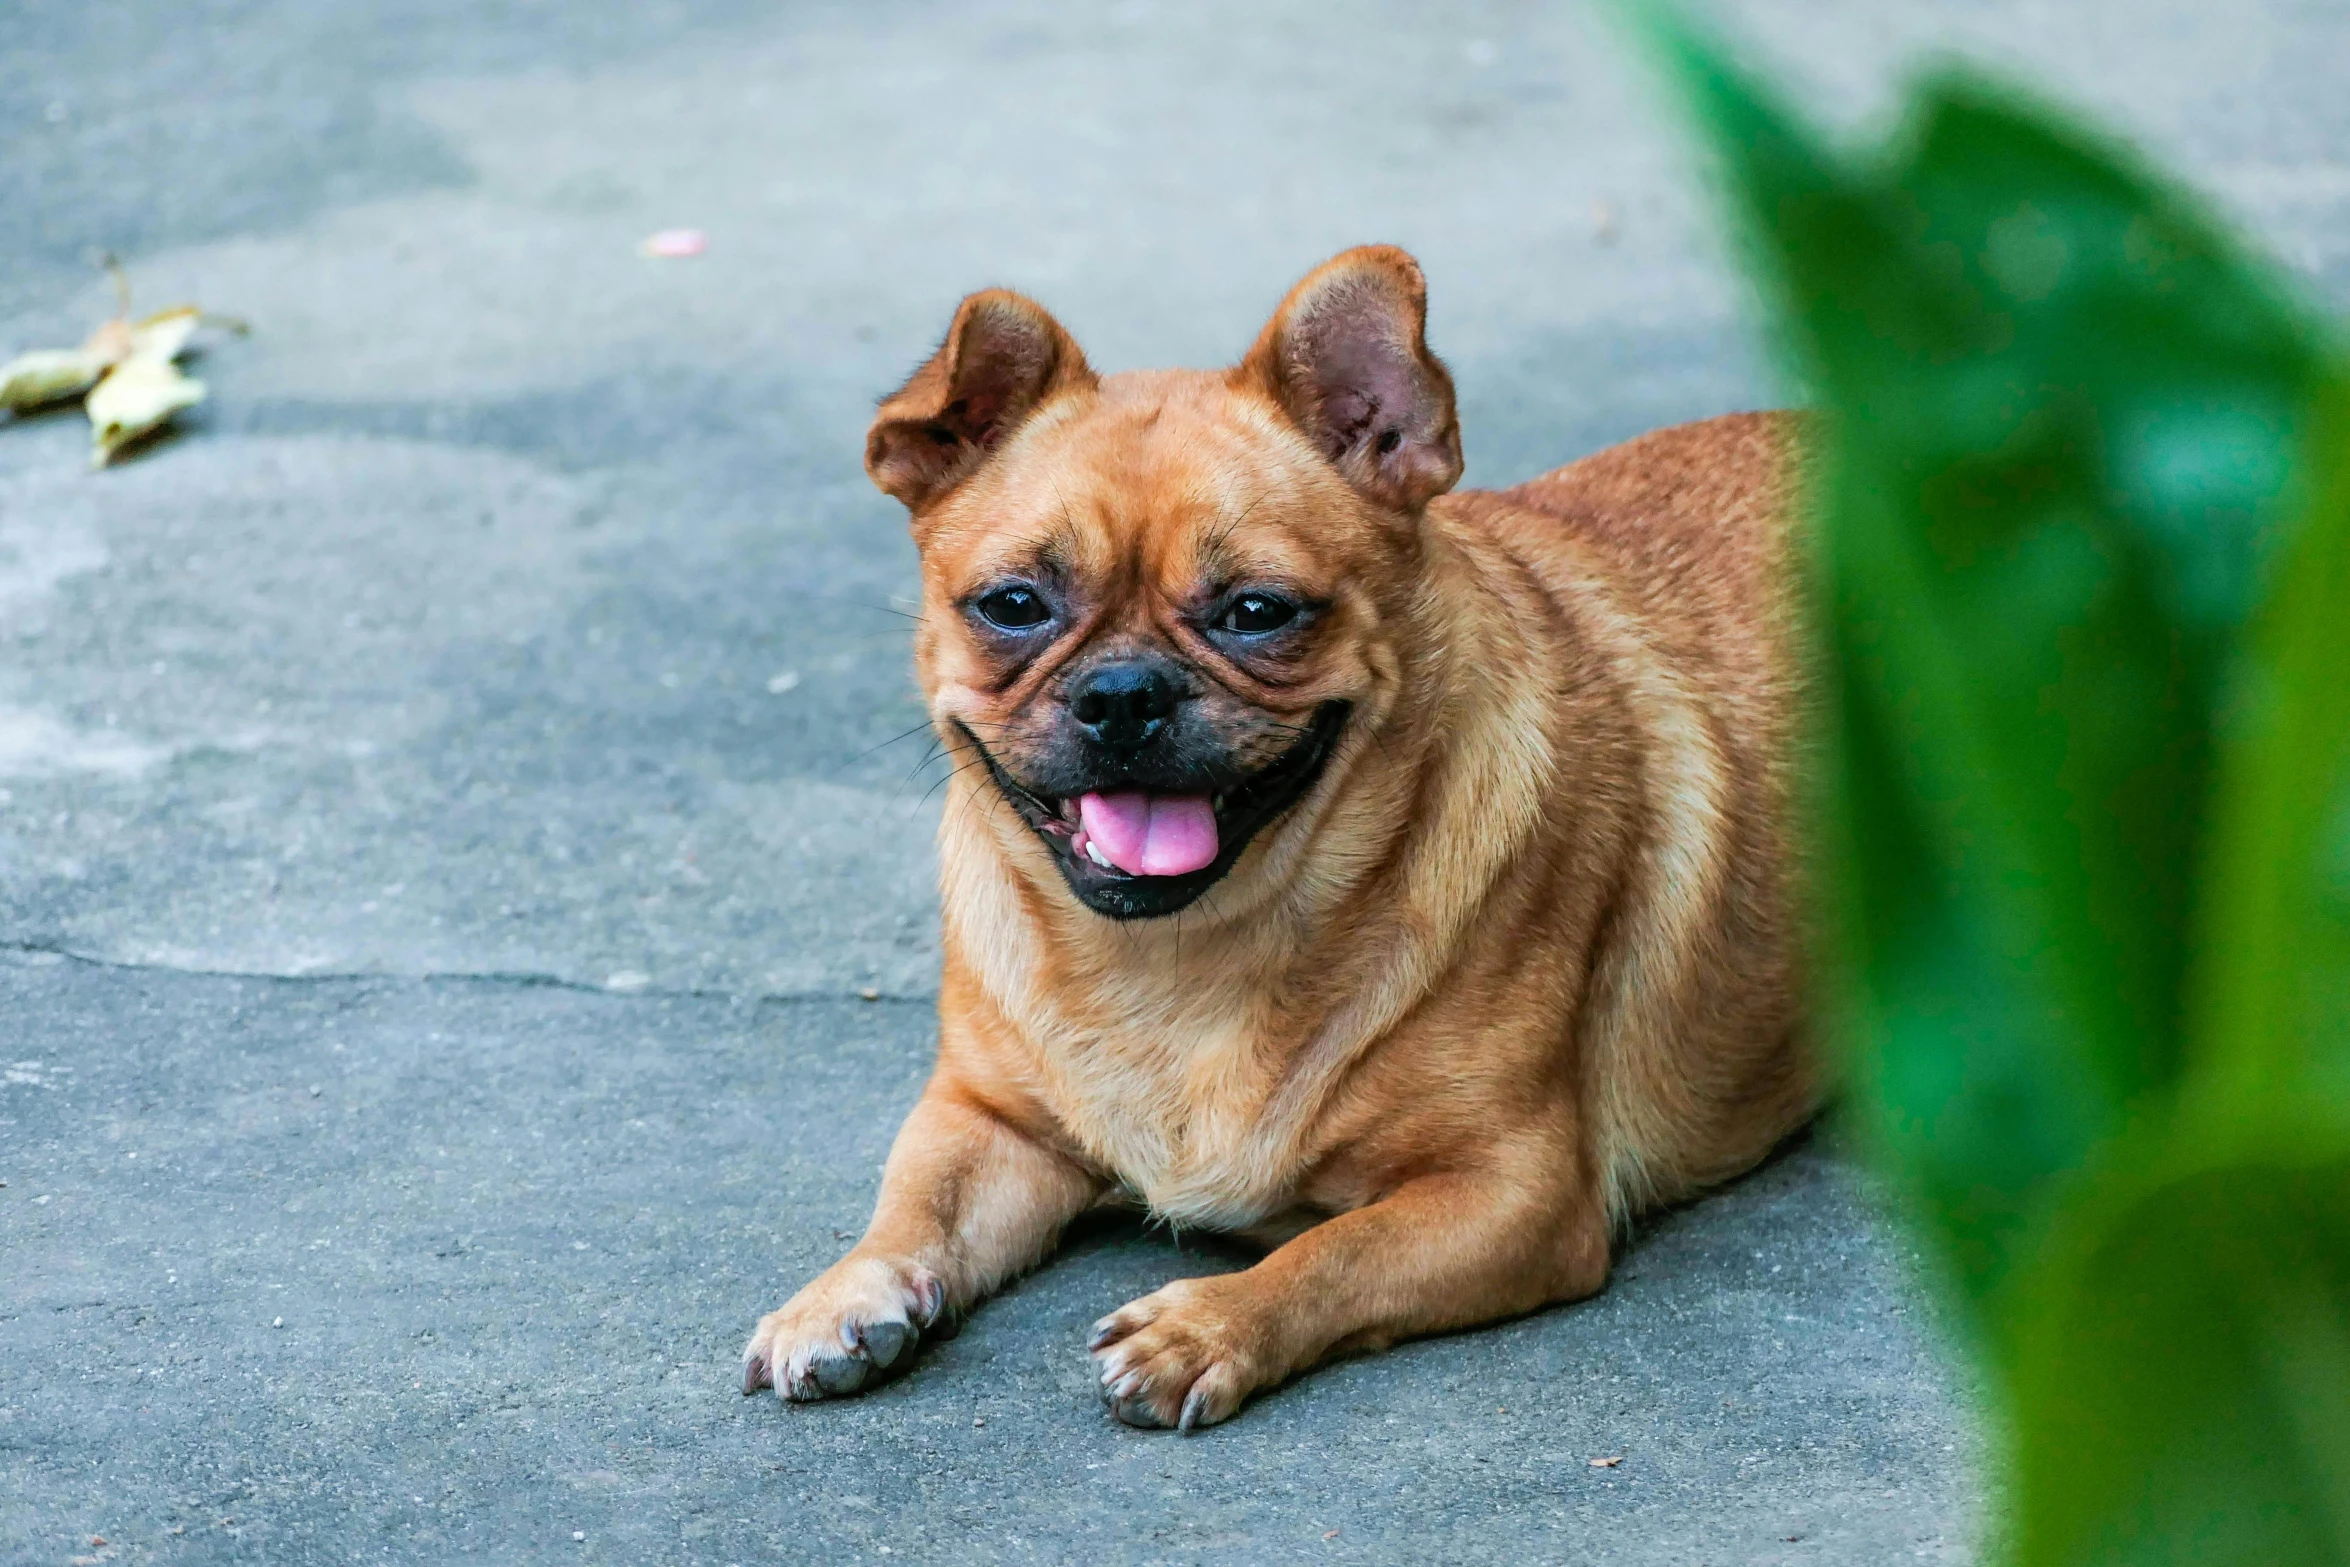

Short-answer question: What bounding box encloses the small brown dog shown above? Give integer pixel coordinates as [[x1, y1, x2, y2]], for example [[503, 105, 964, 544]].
[[743, 246, 1817, 1429]]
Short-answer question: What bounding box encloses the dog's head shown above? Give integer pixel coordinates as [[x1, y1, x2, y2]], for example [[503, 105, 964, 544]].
[[867, 247, 1463, 920]]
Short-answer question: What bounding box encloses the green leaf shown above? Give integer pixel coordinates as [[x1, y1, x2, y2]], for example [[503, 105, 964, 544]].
[[2191, 372, 2350, 1135], [1627, 5, 2337, 1327], [1628, 4, 2350, 1558], [2009, 1145, 2350, 1566], [2003, 311, 2350, 1567]]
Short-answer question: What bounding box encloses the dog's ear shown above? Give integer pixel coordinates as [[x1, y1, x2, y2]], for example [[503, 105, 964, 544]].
[[866, 290, 1094, 513], [1239, 246, 1463, 511]]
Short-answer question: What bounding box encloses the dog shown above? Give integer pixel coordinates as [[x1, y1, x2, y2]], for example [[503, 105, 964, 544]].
[[742, 245, 1817, 1430]]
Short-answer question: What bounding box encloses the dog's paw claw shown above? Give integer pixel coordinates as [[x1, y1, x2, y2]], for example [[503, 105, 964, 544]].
[[742, 1256, 950, 1405], [1086, 1279, 1258, 1432]]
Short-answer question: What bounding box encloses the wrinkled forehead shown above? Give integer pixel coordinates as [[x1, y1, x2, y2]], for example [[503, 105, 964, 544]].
[[928, 371, 1350, 589]]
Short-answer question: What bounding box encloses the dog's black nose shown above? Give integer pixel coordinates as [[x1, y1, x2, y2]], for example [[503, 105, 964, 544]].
[[1070, 660, 1180, 751]]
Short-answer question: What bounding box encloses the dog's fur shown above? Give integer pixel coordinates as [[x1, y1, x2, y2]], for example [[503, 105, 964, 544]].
[[742, 246, 1817, 1429]]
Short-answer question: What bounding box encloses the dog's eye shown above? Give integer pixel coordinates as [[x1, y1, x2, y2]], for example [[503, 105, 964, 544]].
[[974, 585, 1051, 631], [1219, 593, 1298, 635]]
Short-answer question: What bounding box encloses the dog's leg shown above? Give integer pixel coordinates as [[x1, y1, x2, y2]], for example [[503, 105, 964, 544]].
[[742, 1085, 1101, 1401], [1087, 1166, 1607, 1430]]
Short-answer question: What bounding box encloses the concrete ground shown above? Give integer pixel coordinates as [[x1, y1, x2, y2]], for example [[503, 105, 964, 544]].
[[4, 1, 2344, 1562]]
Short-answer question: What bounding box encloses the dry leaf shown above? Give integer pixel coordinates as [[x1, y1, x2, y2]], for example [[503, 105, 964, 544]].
[[81, 315, 136, 365], [2, 257, 231, 464], [86, 357, 206, 467], [0, 348, 115, 413], [5, 305, 203, 416], [129, 306, 203, 364]]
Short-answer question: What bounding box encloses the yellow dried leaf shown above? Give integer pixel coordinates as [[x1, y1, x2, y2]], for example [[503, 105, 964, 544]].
[[1, 348, 116, 413], [86, 357, 205, 467], [128, 306, 202, 364], [80, 316, 135, 366], [5, 256, 234, 462]]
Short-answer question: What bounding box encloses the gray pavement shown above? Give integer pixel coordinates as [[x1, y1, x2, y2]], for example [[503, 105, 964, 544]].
[[5, 955, 1964, 1564], [4, 0, 2346, 1561]]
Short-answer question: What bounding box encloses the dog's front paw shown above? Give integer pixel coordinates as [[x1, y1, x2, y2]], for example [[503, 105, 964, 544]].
[[742, 1253, 952, 1402], [1087, 1276, 1276, 1432]]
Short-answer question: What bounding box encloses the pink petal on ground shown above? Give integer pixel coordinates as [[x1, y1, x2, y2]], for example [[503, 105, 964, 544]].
[[640, 228, 708, 258]]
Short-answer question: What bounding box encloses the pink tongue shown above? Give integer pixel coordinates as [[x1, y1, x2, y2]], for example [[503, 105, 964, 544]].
[[1078, 790, 1220, 877]]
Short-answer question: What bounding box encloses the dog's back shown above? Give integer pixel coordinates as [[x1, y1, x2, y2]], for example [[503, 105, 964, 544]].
[[1438, 412, 1816, 1215]]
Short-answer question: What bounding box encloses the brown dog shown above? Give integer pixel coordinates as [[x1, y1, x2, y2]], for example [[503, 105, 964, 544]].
[[742, 246, 1817, 1429]]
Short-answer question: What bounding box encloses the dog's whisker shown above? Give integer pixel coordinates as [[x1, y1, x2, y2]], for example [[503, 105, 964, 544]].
[[911, 754, 1002, 814], [1199, 490, 1269, 567], [836, 719, 943, 772], [812, 591, 930, 627], [884, 737, 952, 808]]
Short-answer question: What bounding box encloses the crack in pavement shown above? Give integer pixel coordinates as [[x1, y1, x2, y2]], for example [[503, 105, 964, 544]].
[[0, 939, 933, 1008]]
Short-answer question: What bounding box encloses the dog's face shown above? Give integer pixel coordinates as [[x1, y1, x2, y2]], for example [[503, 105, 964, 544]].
[[910, 376, 1377, 921], [867, 248, 1464, 919]]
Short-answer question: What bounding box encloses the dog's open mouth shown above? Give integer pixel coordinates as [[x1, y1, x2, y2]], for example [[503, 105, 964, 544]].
[[959, 702, 1351, 920]]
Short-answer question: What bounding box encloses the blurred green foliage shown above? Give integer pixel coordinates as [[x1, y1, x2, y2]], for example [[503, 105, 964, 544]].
[[1631, 8, 2350, 1563]]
